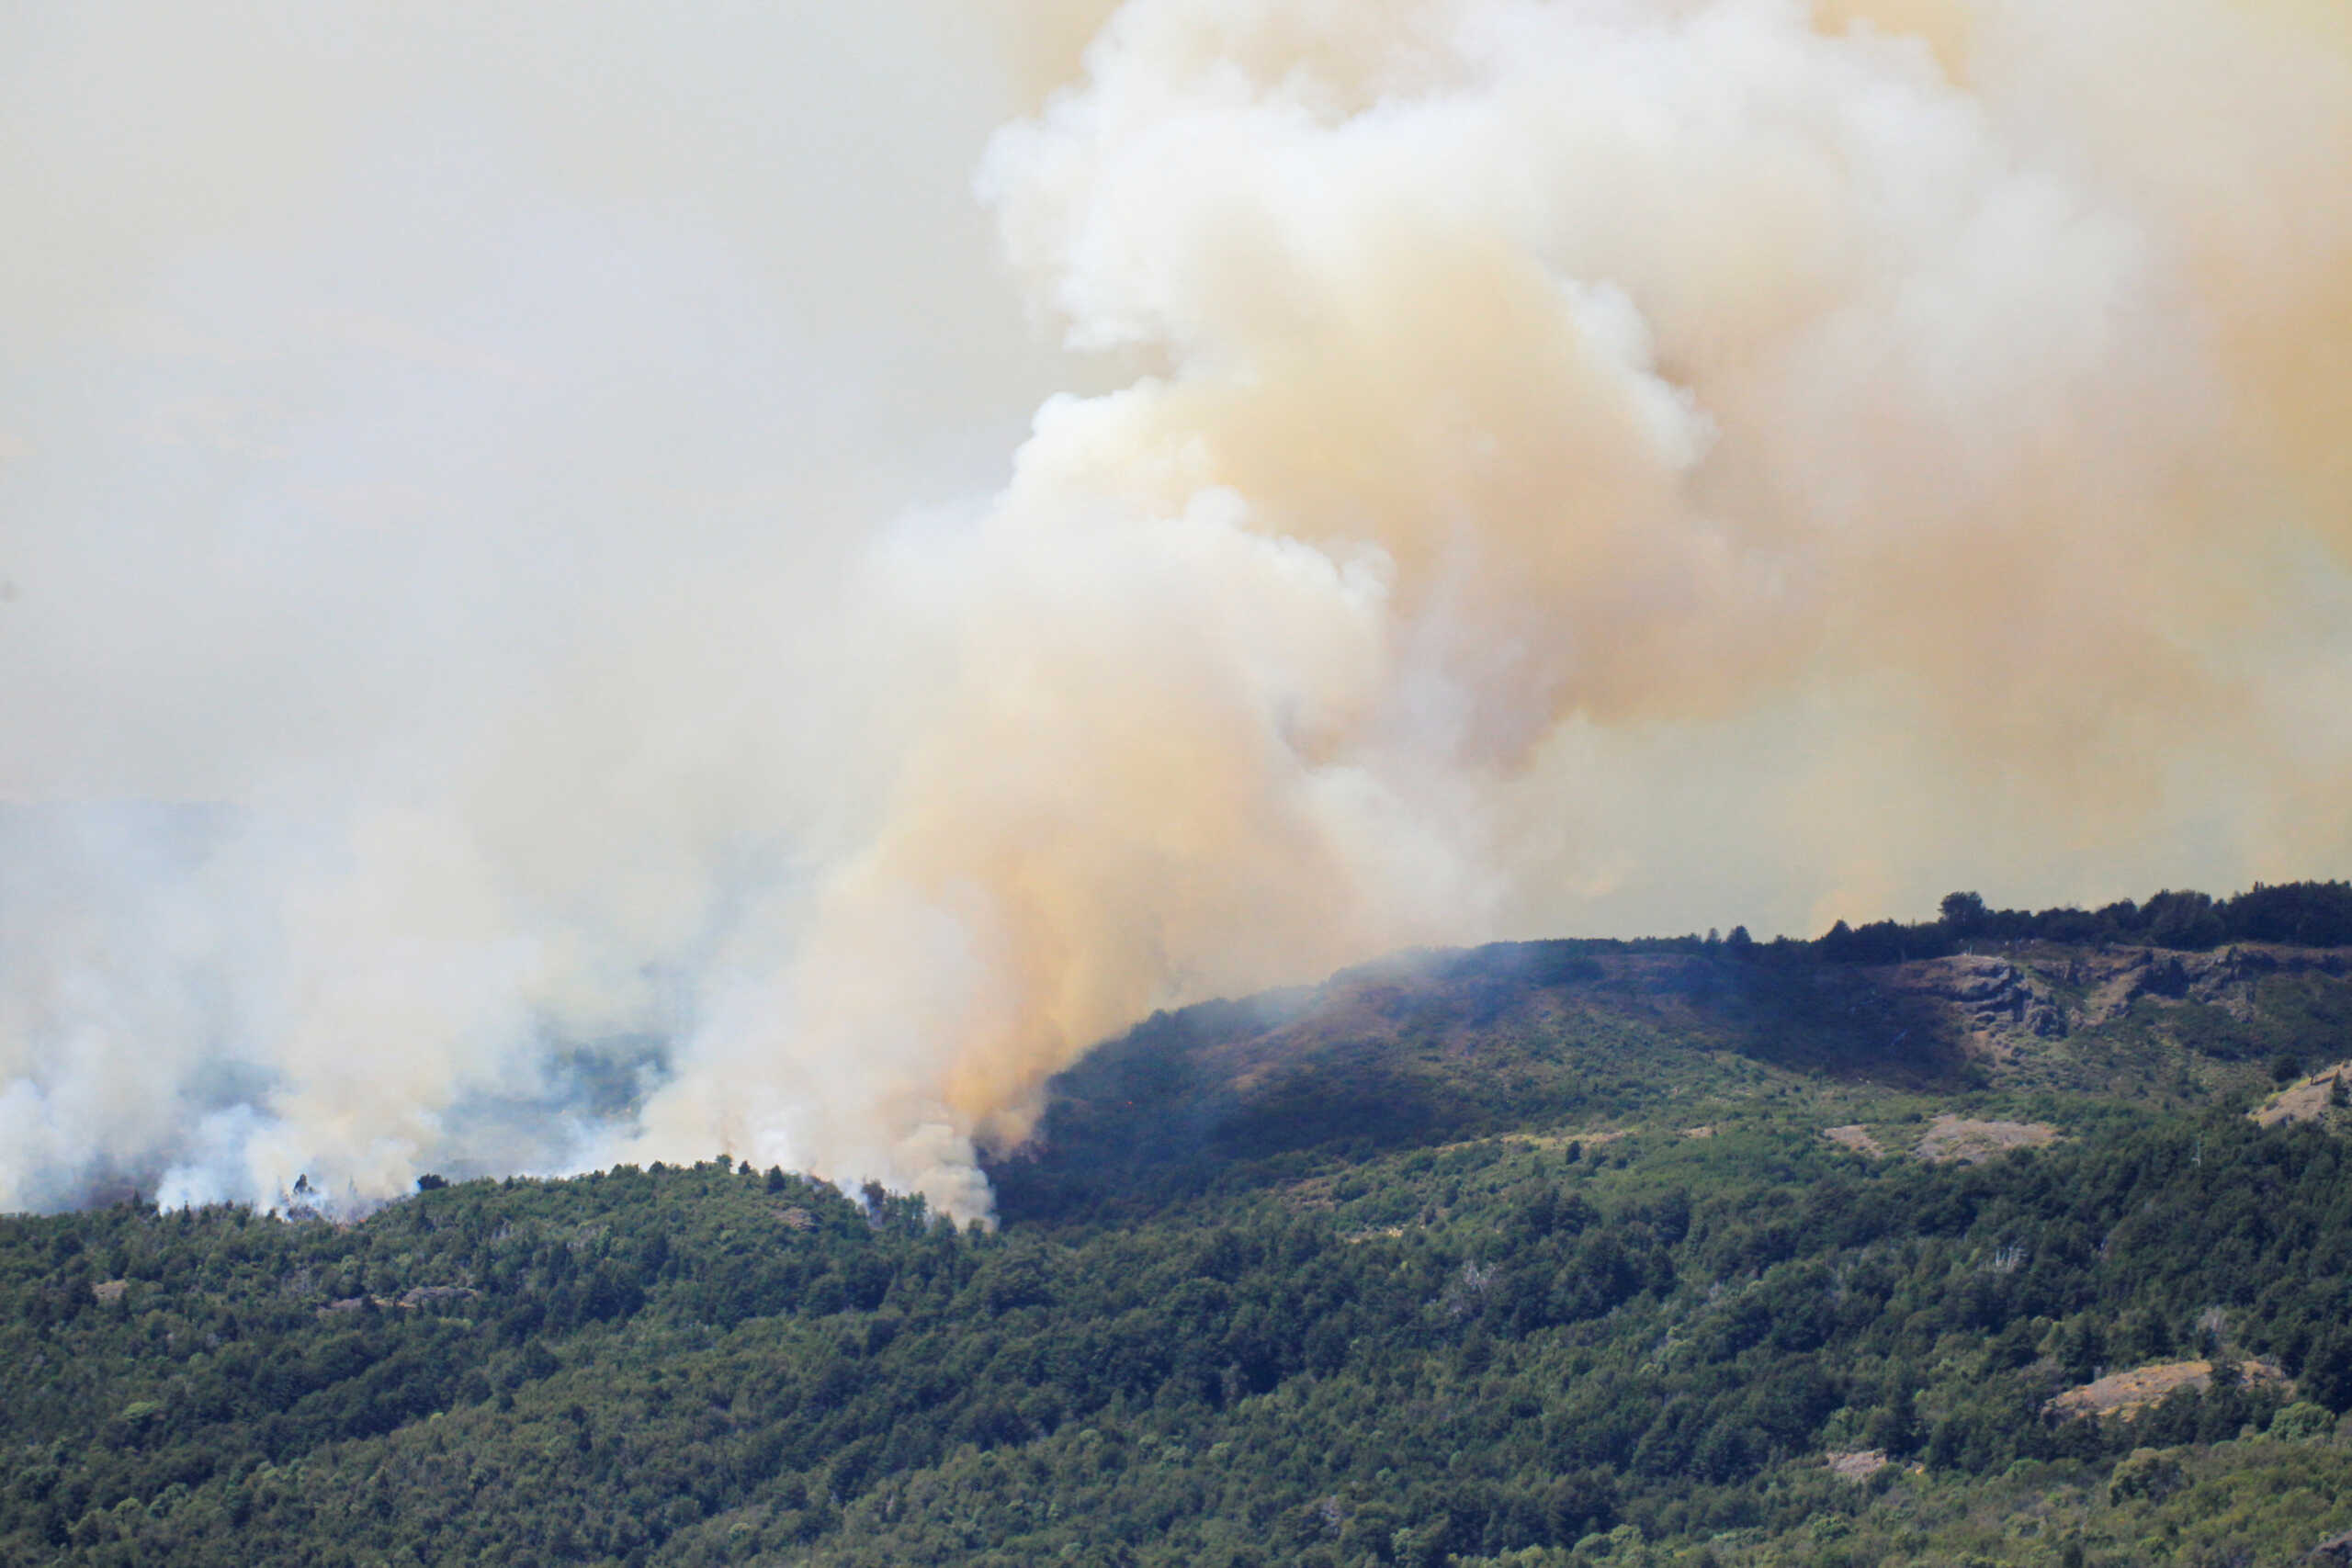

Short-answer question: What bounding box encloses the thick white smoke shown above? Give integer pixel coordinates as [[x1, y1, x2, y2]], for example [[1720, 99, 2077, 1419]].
[[4, 0, 2349, 1217]]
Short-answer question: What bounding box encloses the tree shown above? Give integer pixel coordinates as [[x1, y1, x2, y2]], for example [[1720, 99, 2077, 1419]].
[[1939, 892, 1988, 933], [2301, 1331, 2352, 1415], [2143, 889, 2225, 949]]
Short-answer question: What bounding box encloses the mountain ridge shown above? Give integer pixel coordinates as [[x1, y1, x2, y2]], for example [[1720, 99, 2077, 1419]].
[[989, 919, 2352, 1227]]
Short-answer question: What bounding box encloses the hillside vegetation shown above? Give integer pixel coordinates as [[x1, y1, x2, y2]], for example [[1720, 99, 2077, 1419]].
[[6, 884, 2352, 1567]]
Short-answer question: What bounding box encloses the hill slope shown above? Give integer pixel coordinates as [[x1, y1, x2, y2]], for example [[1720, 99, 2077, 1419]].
[[7, 916, 2352, 1566], [989, 935, 2352, 1224]]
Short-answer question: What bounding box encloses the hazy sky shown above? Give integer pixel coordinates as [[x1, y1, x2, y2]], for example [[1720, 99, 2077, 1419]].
[[4, 0, 2349, 1214]]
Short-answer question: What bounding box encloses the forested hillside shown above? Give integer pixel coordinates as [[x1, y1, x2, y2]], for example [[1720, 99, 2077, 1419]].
[[7, 886, 2352, 1567]]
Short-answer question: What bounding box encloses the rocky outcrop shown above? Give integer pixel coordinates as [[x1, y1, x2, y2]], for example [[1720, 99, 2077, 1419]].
[[1879, 944, 2352, 1084], [1901, 955, 2068, 1043], [2080, 944, 2352, 1027]]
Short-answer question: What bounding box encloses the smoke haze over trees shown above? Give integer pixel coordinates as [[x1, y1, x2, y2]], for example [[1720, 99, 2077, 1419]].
[[7, 925, 2352, 1564]]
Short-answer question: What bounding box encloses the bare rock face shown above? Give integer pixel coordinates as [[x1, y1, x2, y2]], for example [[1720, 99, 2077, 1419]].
[[1887, 956, 2069, 1064], [1869, 943, 2352, 1091], [2310, 1529, 2352, 1565], [1927, 956, 2062, 1031], [2080, 944, 2352, 1026]]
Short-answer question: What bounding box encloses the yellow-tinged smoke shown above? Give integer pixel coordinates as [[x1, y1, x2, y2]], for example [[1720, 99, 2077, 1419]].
[[630, 0, 2352, 1206], [4, 0, 2350, 1219]]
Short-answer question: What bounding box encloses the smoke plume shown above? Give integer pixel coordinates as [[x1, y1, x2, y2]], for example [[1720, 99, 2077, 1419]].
[[3, 0, 2349, 1217]]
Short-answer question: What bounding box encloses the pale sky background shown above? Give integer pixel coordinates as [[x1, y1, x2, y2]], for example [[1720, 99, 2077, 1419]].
[[4, 0, 2349, 1213]]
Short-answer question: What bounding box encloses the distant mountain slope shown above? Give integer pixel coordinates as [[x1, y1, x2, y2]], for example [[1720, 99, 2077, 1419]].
[[9, 894, 2352, 1566], [989, 934, 2352, 1224]]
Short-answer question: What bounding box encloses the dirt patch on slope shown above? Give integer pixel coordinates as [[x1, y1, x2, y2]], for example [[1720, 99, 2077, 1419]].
[[1823, 1124, 1886, 1156], [2252, 1063, 2352, 1128], [1914, 1114, 2059, 1163], [2046, 1358, 2288, 1419]]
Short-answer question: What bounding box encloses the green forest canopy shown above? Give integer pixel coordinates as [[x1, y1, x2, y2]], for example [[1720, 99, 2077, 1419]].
[[6, 882, 2352, 1565]]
